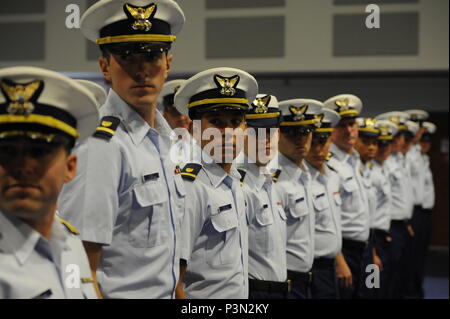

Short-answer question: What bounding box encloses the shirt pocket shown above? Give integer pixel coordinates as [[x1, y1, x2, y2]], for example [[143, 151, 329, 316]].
[[342, 176, 358, 193], [312, 192, 331, 231], [206, 205, 239, 266], [333, 192, 342, 206], [341, 176, 361, 212], [254, 204, 274, 253], [129, 177, 169, 248]]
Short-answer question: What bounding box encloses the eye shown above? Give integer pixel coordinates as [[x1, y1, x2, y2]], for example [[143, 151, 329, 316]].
[[144, 52, 163, 63], [209, 118, 222, 127], [0, 145, 18, 158], [231, 118, 243, 128], [28, 146, 53, 158]]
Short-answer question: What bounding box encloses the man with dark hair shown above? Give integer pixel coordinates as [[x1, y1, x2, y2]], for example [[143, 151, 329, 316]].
[[173, 67, 257, 299], [58, 0, 187, 299], [304, 108, 343, 299], [0, 66, 100, 298], [323, 94, 370, 299], [273, 98, 323, 299]]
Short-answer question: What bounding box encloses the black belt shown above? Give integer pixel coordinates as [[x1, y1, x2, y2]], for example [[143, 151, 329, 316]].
[[342, 238, 367, 252], [287, 269, 312, 284], [249, 278, 291, 293], [313, 257, 335, 268], [391, 219, 407, 225], [370, 228, 391, 238]]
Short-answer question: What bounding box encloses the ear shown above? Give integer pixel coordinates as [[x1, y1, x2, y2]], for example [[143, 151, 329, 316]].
[[64, 154, 77, 183], [165, 53, 173, 78], [99, 56, 112, 83]]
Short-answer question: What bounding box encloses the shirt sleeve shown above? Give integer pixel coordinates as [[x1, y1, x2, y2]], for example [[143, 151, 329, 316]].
[[57, 136, 122, 245], [179, 181, 205, 263]]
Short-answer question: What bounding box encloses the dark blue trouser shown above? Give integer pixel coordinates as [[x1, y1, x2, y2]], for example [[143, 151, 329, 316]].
[[311, 258, 338, 299], [287, 270, 312, 299], [338, 239, 366, 299], [407, 207, 433, 298], [359, 230, 392, 299], [387, 220, 411, 299]]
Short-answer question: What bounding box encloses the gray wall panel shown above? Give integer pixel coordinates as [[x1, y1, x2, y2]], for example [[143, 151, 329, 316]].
[[206, 16, 284, 58], [0, 0, 45, 14], [333, 12, 419, 56], [335, 0, 418, 5], [0, 22, 45, 61], [206, 0, 285, 9]]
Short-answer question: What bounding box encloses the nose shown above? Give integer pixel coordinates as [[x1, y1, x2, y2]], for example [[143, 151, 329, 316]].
[[132, 57, 159, 82], [6, 154, 37, 181]]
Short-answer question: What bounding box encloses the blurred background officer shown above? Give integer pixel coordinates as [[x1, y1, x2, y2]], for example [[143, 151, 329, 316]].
[[354, 117, 381, 299], [273, 99, 323, 299], [237, 94, 288, 299], [402, 109, 428, 298], [410, 121, 437, 298], [158, 79, 190, 130], [324, 94, 369, 299], [174, 67, 257, 299], [367, 119, 398, 298], [76, 79, 107, 109], [304, 108, 342, 299], [57, 0, 186, 299], [375, 111, 411, 299], [0, 66, 99, 298], [158, 79, 197, 166]]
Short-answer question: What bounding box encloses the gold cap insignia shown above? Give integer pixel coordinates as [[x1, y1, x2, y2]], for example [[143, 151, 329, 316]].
[[335, 98, 350, 111], [365, 118, 376, 128], [214, 74, 240, 97], [1, 79, 43, 116], [314, 113, 324, 128], [124, 3, 157, 32], [379, 126, 389, 136], [389, 116, 400, 124], [253, 95, 271, 114], [289, 104, 308, 121]]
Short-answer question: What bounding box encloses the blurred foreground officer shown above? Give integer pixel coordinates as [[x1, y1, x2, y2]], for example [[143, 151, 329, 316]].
[[237, 94, 289, 299], [375, 111, 411, 298], [58, 0, 186, 299], [174, 67, 257, 299], [274, 99, 323, 299], [409, 121, 437, 298], [323, 94, 369, 299], [75, 80, 107, 108], [304, 109, 342, 299], [354, 117, 381, 299], [0, 66, 99, 298], [366, 120, 398, 298]]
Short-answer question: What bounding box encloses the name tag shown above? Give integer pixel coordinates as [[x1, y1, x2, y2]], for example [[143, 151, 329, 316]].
[[295, 197, 305, 203], [218, 204, 232, 213], [143, 173, 159, 182], [33, 289, 52, 299]]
